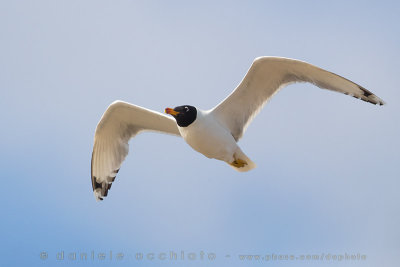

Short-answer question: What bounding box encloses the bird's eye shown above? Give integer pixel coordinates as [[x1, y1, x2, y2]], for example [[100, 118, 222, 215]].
[[185, 106, 189, 112]]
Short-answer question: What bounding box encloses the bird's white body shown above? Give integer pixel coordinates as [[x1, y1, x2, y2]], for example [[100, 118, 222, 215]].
[[179, 110, 236, 162], [91, 56, 385, 201], [178, 109, 256, 171]]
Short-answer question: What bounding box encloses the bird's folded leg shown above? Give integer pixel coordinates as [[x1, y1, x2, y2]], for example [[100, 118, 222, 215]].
[[230, 158, 248, 168]]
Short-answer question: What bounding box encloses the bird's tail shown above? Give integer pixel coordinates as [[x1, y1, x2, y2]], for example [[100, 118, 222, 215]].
[[228, 148, 256, 172]]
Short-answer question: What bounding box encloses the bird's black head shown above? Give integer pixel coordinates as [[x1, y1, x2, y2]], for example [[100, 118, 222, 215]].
[[165, 105, 197, 127]]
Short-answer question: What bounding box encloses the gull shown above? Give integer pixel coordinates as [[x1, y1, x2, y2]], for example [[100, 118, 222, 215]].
[[91, 57, 385, 201]]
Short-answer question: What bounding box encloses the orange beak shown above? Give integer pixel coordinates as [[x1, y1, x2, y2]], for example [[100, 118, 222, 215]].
[[165, 107, 179, 116]]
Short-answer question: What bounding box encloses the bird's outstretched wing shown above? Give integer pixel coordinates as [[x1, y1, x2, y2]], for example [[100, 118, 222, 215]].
[[211, 57, 385, 141], [91, 101, 180, 201]]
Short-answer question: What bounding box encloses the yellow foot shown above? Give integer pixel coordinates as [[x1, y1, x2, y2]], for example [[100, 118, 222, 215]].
[[230, 158, 248, 168]]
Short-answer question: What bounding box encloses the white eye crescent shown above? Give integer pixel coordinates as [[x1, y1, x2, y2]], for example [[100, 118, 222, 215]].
[[185, 106, 189, 112]]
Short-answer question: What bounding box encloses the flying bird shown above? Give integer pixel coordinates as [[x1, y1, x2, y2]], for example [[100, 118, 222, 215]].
[[91, 57, 385, 201]]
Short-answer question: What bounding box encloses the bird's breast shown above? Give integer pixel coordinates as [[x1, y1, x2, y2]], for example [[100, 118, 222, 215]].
[[178, 114, 237, 161]]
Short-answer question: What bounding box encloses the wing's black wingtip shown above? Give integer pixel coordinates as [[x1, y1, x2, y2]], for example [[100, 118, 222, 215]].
[[91, 168, 120, 201], [359, 86, 373, 97], [358, 85, 386, 106]]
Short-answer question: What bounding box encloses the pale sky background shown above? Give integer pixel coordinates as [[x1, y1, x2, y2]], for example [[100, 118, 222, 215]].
[[1, 1, 399, 266]]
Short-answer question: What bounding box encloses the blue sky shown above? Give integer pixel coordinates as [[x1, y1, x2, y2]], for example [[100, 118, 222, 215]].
[[1, 1, 399, 266]]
